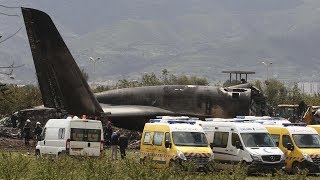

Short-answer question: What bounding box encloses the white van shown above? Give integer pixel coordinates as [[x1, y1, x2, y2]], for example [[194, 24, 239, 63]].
[[197, 120, 285, 173], [36, 116, 104, 157]]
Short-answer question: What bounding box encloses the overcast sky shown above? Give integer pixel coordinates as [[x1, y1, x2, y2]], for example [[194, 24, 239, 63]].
[[1, 0, 320, 84]]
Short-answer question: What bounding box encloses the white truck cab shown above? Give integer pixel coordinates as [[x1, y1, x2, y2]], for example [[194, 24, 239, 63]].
[[36, 116, 104, 157], [197, 120, 285, 173]]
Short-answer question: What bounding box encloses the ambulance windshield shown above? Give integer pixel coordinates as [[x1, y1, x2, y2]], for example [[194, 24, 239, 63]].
[[241, 133, 276, 147], [292, 134, 320, 148], [172, 132, 208, 147]]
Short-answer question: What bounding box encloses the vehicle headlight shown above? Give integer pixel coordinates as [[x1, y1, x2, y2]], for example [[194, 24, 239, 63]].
[[177, 150, 187, 161], [280, 154, 285, 161], [302, 152, 313, 162], [251, 154, 261, 162], [209, 152, 214, 161]]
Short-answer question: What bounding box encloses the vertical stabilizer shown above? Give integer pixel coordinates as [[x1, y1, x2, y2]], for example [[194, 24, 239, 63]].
[[21, 7, 103, 116]]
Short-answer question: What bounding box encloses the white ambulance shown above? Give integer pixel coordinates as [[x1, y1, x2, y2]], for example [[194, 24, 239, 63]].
[[197, 120, 285, 173], [35, 116, 104, 157]]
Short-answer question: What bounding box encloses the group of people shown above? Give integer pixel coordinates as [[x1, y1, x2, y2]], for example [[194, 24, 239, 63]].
[[104, 121, 129, 160], [22, 119, 43, 146]]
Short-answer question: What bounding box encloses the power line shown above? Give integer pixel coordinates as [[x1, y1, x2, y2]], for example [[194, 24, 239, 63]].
[[0, 62, 25, 69], [0, 5, 20, 9], [0, 4, 21, 16], [0, 26, 22, 44], [0, 12, 19, 17]]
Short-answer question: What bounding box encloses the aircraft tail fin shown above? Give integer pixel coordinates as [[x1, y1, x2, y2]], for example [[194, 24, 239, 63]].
[[21, 7, 103, 116]]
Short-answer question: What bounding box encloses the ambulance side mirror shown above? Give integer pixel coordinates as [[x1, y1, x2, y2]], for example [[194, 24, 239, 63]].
[[287, 143, 294, 151], [165, 140, 171, 148], [235, 141, 243, 150]]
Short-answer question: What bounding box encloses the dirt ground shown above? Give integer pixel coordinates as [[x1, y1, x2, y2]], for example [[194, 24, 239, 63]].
[[0, 125, 141, 152], [0, 137, 36, 152], [0, 126, 31, 151]]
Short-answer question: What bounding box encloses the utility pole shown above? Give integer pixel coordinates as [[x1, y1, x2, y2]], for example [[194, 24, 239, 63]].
[[89, 57, 101, 72], [89, 57, 101, 82], [261, 61, 273, 80]]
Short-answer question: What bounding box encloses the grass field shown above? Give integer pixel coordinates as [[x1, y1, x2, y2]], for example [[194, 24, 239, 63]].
[[0, 149, 316, 180]]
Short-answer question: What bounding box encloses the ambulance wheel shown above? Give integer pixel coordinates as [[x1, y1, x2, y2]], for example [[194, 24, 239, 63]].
[[169, 159, 176, 167], [57, 152, 66, 158], [291, 162, 301, 174], [140, 157, 146, 164], [35, 150, 40, 158]]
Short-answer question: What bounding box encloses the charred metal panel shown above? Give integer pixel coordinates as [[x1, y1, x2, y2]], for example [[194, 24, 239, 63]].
[[21, 8, 103, 116], [96, 85, 252, 119]]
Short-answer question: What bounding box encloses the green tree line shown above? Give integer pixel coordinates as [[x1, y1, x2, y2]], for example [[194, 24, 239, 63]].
[[0, 84, 42, 117], [2, 70, 320, 118], [254, 79, 320, 107], [93, 69, 209, 92]]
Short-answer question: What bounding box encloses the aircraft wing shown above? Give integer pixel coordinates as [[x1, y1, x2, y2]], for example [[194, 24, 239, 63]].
[[100, 104, 175, 116], [100, 104, 175, 130]]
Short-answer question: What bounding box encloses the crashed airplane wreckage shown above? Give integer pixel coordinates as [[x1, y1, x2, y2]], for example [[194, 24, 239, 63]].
[[21, 7, 267, 130]]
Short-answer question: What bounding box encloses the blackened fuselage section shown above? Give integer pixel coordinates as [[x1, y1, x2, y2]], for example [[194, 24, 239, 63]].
[[96, 85, 251, 118]]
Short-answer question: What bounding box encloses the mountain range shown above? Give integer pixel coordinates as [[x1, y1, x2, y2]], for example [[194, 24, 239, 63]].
[[1, 0, 320, 85]]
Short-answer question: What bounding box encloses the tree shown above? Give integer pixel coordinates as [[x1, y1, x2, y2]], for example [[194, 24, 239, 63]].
[[0, 84, 42, 117], [93, 85, 111, 93], [141, 72, 162, 86], [254, 79, 288, 107], [161, 69, 169, 85], [287, 83, 302, 104]]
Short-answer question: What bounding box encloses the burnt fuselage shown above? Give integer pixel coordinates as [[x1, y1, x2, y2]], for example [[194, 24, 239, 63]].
[[96, 85, 251, 118]]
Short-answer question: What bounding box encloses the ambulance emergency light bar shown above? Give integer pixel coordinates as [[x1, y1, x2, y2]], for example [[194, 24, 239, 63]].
[[254, 119, 291, 125], [149, 117, 196, 124], [205, 118, 252, 122], [149, 119, 196, 124], [155, 116, 199, 120], [236, 116, 285, 120], [282, 123, 307, 127]]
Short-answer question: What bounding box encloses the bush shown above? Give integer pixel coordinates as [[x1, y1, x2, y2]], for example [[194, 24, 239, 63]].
[[0, 152, 30, 179]]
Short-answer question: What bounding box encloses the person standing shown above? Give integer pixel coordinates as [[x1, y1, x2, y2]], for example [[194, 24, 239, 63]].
[[11, 112, 18, 128], [34, 122, 42, 142], [105, 121, 113, 146], [110, 131, 120, 160], [23, 119, 31, 146], [118, 133, 128, 159]]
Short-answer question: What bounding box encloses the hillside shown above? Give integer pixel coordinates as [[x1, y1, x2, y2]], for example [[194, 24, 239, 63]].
[[1, 0, 320, 84]]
